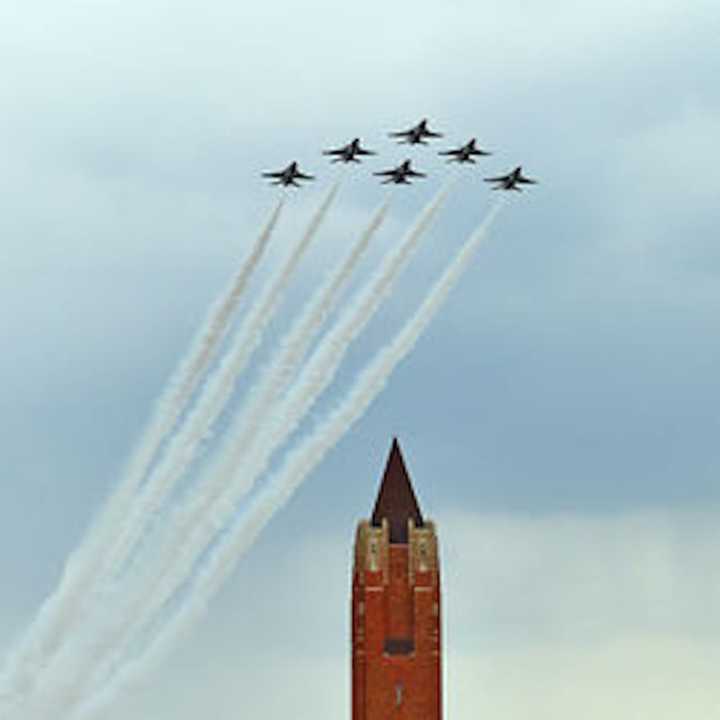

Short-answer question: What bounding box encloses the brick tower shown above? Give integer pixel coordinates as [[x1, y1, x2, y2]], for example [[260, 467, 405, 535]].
[[351, 438, 441, 720]]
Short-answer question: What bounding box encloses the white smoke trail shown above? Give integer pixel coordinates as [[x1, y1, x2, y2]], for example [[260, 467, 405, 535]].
[[91, 185, 444, 672], [204, 182, 451, 499], [37, 195, 392, 712], [2, 184, 339, 720], [72, 192, 498, 720], [19, 185, 443, 720], [0, 198, 284, 711], [44, 184, 438, 715], [97, 182, 339, 580], [152, 198, 286, 452]]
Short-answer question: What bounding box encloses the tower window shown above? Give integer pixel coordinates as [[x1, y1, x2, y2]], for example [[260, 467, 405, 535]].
[[395, 682, 404, 707], [384, 637, 414, 655]]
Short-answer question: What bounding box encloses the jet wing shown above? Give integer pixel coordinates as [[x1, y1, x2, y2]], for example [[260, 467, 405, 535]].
[[484, 174, 511, 182], [262, 171, 286, 178], [294, 171, 315, 180], [517, 177, 538, 184]]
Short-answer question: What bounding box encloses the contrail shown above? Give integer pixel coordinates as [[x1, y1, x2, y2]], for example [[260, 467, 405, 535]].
[[28, 184, 443, 719], [210, 194, 393, 491], [84, 184, 445, 687], [71, 190, 488, 720], [0, 198, 284, 710], [3, 184, 339, 720], [150, 197, 286, 453], [32, 195, 392, 714], [209, 182, 451, 495], [96, 182, 339, 581]]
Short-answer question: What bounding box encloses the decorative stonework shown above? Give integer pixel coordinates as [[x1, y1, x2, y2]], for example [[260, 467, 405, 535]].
[[354, 521, 389, 583], [408, 520, 438, 585]]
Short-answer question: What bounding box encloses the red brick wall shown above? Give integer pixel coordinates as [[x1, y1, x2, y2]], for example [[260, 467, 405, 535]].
[[352, 522, 441, 720]]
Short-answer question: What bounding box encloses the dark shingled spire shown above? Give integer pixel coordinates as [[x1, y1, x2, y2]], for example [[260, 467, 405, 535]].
[[371, 438, 424, 543]]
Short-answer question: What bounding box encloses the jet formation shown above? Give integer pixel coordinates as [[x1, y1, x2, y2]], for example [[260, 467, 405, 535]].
[[262, 118, 538, 191]]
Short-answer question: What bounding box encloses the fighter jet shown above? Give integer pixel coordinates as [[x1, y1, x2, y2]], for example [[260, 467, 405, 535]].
[[388, 118, 443, 145], [483, 166, 538, 191], [262, 161, 315, 187], [322, 138, 376, 163], [438, 138, 492, 164], [373, 159, 426, 185]]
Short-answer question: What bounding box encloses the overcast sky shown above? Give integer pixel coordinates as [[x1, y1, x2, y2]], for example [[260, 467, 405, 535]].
[[1, 0, 719, 718]]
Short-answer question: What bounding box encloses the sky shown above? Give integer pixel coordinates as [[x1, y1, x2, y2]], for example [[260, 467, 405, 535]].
[[1, 0, 719, 717]]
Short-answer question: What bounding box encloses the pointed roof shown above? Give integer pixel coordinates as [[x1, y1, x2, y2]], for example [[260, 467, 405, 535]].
[[371, 438, 424, 543]]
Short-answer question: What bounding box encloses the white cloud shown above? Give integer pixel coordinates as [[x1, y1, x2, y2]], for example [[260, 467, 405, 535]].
[[1, 0, 714, 140], [448, 634, 720, 720], [443, 508, 720, 645]]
